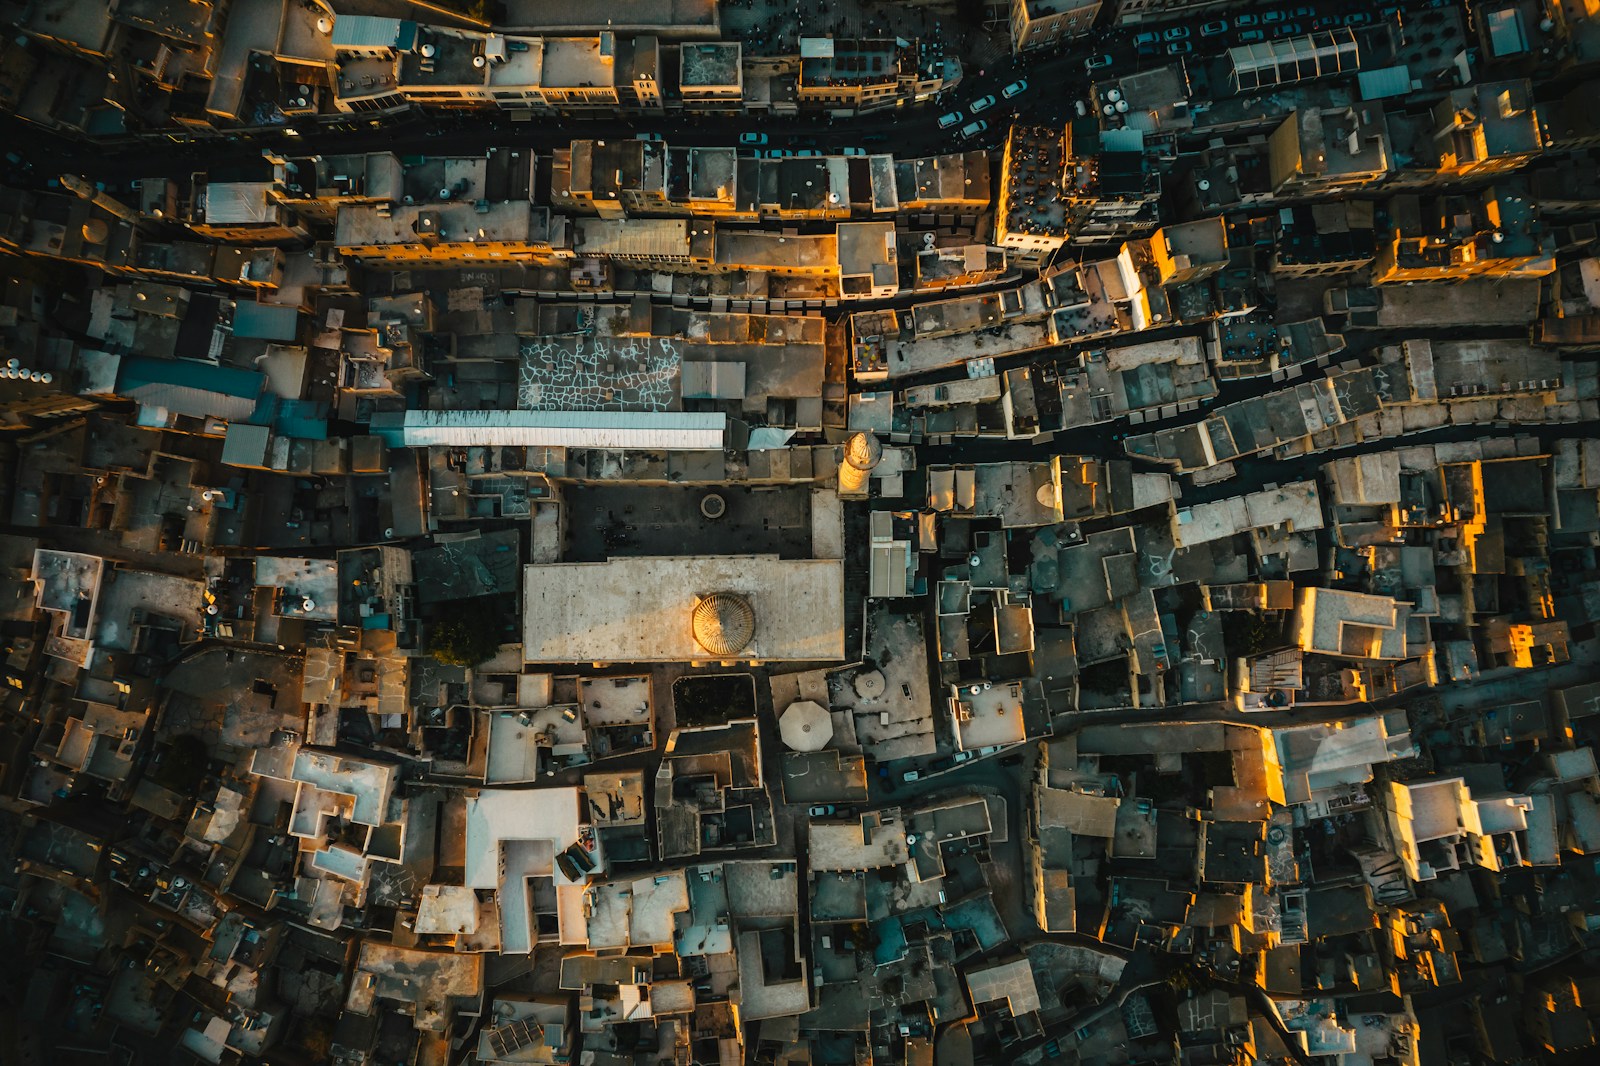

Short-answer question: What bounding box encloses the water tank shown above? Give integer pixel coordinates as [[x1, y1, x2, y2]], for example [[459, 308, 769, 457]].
[[421, 43, 437, 57], [1115, 99, 1129, 113], [316, 16, 331, 33]]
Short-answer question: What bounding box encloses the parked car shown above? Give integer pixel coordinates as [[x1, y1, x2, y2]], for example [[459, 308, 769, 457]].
[[1289, 5, 1315, 16], [1235, 12, 1259, 25], [808, 804, 837, 817], [1001, 78, 1028, 99], [1086, 53, 1114, 70], [952, 751, 974, 764], [739, 132, 767, 145], [959, 119, 988, 139], [841, 146, 867, 156], [938, 110, 963, 129], [1200, 19, 1229, 36], [1239, 29, 1266, 41], [1163, 25, 1190, 40], [1133, 30, 1160, 49], [1343, 11, 1373, 25], [970, 94, 996, 113], [1275, 22, 1303, 35], [901, 769, 922, 783], [1261, 9, 1285, 22], [635, 132, 661, 140], [1166, 40, 1194, 53]]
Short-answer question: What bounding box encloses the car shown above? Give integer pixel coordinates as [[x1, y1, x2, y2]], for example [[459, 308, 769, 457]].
[[1086, 53, 1114, 70], [970, 94, 996, 113], [793, 149, 821, 157], [1200, 19, 1229, 35], [1290, 5, 1315, 16], [1261, 10, 1285, 22], [959, 119, 988, 139], [739, 132, 767, 145], [1275, 22, 1302, 35], [1163, 25, 1190, 40], [1133, 30, 1161, 48], [1234, 12, 1258, 25], [635, 132, 661, 141], [1166, 40, 1194, 53], [1001, 78, 1028, 99], [901, 769, 922, 783], [952, 750, 974, 765], [1239, 29, 1266, 41], [808, 804, 837, 817], [841, 146, 867, 156], [1343, 11, 1373, 25], [938, 110, 963, 129]]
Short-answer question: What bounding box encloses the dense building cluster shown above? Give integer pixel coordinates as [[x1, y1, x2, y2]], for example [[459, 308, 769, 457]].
[[6, 1, 1600, 1066]]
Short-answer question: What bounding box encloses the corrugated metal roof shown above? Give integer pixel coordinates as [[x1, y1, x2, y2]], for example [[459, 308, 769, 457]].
[[203, 183, 275, 226], [232, 301, 301, 341], [370, 410, 726, 449], [1486, 9, 1529, 56], [331, 15, 412, 50], [1358, 65, 1412, 101], [117, 356, 264, 421]]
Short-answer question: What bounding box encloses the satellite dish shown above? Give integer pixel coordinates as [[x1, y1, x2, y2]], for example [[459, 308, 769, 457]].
[[316, 16, 331, 33]]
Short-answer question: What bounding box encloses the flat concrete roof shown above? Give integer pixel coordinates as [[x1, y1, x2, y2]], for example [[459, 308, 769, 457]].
[[522, 555, 844, 663]]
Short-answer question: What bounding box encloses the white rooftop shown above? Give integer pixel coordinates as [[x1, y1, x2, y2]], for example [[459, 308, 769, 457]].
[[522, 556, 844, 663]]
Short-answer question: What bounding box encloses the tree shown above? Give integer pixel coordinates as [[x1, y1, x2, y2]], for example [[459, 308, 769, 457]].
[[428, 601, 502, 667]]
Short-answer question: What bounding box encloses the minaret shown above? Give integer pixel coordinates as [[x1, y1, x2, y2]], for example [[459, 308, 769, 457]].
[[838, 431, 882, 498], [59, 174, 141, 224]]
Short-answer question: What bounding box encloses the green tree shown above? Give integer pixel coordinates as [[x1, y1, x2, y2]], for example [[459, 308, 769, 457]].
[[428, 601, 503, 666]]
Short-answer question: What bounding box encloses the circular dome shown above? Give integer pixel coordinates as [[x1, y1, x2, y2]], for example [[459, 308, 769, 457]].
[[780, 700, 833, 752], [692, 593, 755, 657], [853, 669, 887, 700], [843, 431, 882, 472]]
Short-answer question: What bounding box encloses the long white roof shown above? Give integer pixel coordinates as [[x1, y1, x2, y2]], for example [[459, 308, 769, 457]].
[[370, 409, 725, 449]]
